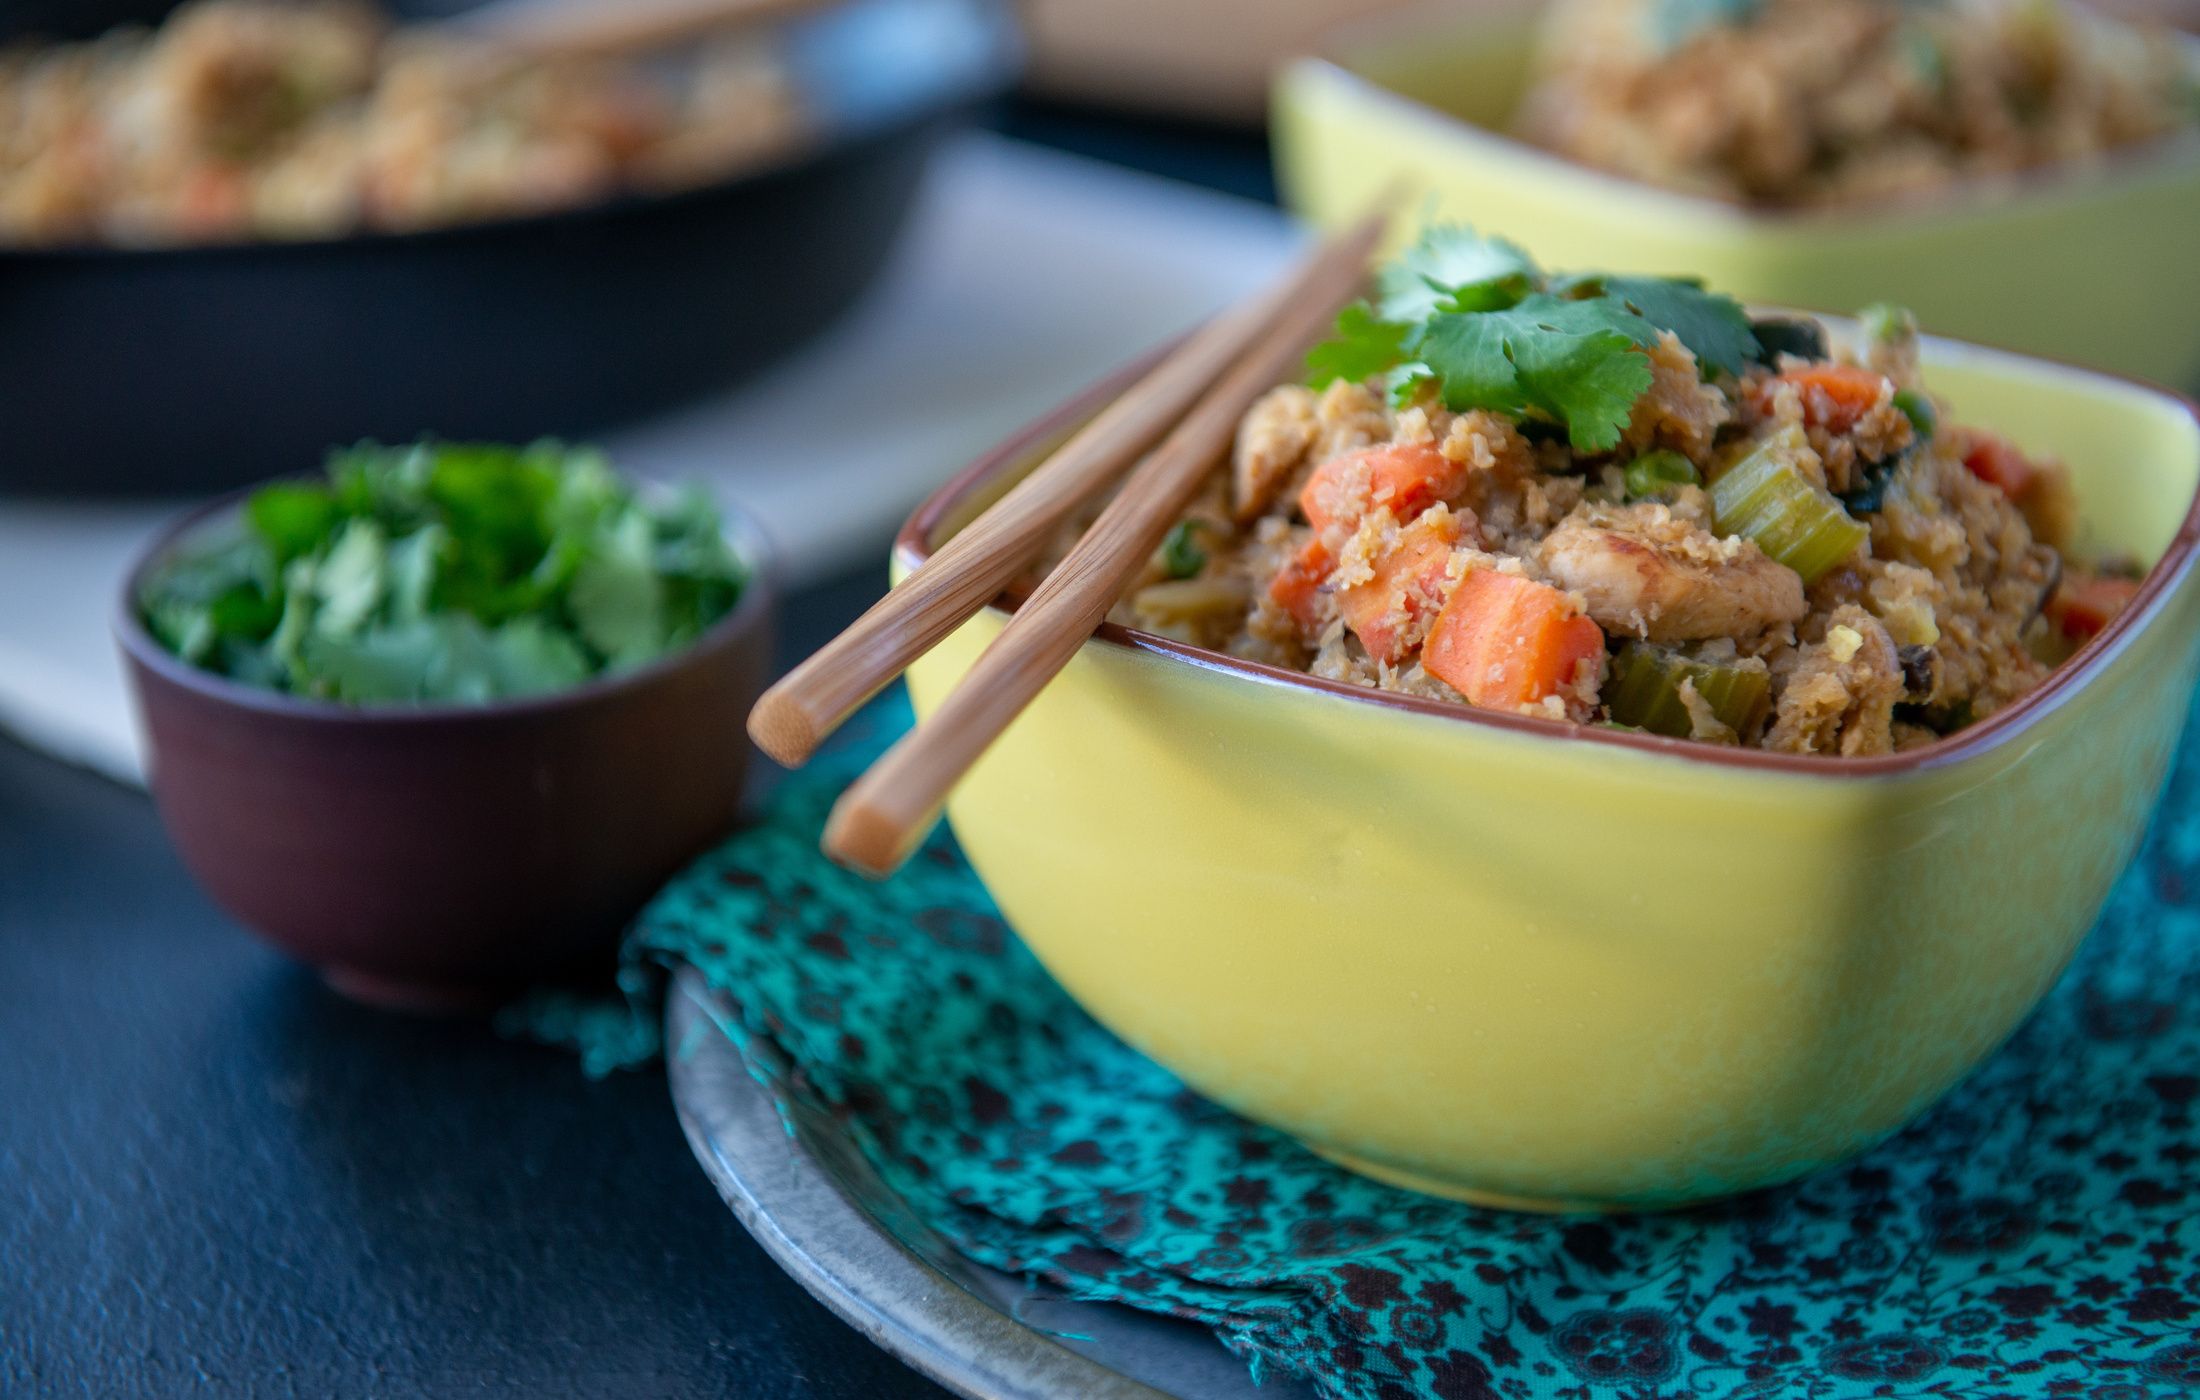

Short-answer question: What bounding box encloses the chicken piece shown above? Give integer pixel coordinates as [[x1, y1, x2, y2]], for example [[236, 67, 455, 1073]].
[[1763, 606, 1904, 757], [1536, 501, 1807, 643], [1231, 384, 1318, 522]]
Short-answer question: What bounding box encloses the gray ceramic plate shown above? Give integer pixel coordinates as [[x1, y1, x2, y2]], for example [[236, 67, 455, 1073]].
[[665, 968, 1321, 1400]]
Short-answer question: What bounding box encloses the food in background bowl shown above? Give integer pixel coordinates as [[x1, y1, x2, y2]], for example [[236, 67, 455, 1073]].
[[139, 438, 750, 704], [117, 442, 772, 1010], [1270, 1, 2200, 388], [1102, 227, 2131, 756], [0, 0, 800, 246], [1513, 0, 2196, 209]]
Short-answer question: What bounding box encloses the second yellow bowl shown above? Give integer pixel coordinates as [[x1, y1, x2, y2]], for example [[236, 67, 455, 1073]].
[[1272, 1, 2200, 391]]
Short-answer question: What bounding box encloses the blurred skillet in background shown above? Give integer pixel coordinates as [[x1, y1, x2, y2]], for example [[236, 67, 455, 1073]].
[[0, 0, 1020, 496]]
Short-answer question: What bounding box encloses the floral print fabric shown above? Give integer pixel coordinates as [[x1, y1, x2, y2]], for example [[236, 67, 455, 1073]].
[[559, 693, 2200, 1398]]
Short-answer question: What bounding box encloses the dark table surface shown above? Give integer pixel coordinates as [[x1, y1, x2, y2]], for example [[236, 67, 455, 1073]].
[[2, 111, 1270, 1398]]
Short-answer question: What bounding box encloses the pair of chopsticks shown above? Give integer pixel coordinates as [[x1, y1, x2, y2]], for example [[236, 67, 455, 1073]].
[[748, 203, 1392, 876]]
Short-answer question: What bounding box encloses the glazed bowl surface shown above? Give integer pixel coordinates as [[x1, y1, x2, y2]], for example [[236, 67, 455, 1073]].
[[1271, 0, 2200, 391], [895, 332, 2200, 1210], [116, 490, 775, 1012]]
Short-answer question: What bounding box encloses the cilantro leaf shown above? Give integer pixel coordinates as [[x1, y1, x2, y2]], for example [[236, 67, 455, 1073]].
[[1412, 310, 1530, 418], [310, 519, 387, 637], [1305, 302, 1409, 388], [246, 483, 339, 565], [1375, 227, 1539, 323], [138, 438, 746, 706], [483, 618, 593, 697], [1588, 275, 1759, 377], [1506, 324, 1656, 453], [1383, 360, 1435, 407], [567, 509, 668, 669], [1415, 294, 1658, 451]]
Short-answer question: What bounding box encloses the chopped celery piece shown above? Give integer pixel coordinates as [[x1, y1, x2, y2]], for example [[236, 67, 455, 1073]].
[[1891, 389, 1936, 440], [1603, 641, 1771, 740], [1711, 430, 1869, 583], [1623, 450, 1701, 500]]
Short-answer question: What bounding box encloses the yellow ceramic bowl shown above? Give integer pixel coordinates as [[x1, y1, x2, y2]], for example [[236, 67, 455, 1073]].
[[896, 333, 2200, 1212], [1271, 1, 2200, 391]]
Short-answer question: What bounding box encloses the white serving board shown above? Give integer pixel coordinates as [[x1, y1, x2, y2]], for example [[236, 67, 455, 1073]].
[[0, 133, 1297, 785]]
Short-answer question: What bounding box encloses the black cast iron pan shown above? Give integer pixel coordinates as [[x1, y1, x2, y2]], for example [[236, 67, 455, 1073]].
[[0, 0, 1021, 495]]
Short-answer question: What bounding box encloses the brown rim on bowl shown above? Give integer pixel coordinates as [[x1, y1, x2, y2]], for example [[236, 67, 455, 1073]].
[[1296, 0, 2200, 234], [896, 338, 2200, 779], [115, 481, 778, 726]]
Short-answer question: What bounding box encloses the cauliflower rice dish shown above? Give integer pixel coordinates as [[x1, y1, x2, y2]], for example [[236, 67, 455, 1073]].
[[1109, 228, 2141, 757], [0, 0, 800, 247], [1514, 0, 2197, 209]]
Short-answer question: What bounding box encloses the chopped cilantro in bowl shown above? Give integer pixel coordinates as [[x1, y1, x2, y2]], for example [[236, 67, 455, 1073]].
[[138, 440, 750, 706], [1305, 226, 1761, 452]]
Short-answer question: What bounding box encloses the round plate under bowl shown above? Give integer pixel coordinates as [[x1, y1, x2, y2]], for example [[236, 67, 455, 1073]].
[[664, 967, 1320, 1400]]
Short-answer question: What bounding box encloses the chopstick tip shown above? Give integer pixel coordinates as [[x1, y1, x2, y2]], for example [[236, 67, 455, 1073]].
[[747, 690, 822, 768], [821, 789, 922, 879]]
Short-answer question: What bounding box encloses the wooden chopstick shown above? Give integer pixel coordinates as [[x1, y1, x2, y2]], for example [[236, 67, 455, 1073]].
[[820, 206, 1390, 876], [450, 0, 817, 58], [747, 213, 1387, 769]]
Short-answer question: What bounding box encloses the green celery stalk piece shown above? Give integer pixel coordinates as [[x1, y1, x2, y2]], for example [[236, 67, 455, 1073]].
[[1711, 431, 1869, 584], [1603, 641, 1771, 739]]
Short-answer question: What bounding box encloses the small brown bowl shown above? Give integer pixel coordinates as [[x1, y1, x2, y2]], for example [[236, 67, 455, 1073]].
[[115, 490, 776, 1013]]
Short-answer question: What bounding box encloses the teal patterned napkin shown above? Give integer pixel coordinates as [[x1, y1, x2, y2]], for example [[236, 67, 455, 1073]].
[[513, 692, 2200, 1399]]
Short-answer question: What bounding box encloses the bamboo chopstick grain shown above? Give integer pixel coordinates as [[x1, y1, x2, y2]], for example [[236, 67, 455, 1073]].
[[746, 212, 1385, 769], [821, 206, 1390, 875]]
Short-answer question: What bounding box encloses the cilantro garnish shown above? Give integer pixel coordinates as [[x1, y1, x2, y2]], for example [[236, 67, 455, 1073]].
[[1305, 226, 1762, 454], [140, 440, 747, 705], [1303, 303, 1411, 392], [1375, 226, 1538, 323]]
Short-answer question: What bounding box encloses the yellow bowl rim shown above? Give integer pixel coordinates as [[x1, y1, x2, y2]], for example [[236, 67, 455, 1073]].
[[1287, 0, 2200, 235], [896, 330, 2200, 780]]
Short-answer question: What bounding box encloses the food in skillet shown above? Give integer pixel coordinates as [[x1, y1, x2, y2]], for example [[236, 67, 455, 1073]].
[[1514, 0, 2197, 209], [0, 0, 799, 246], [1109, 227, 2138, 756], [139, 439, 749, 704]]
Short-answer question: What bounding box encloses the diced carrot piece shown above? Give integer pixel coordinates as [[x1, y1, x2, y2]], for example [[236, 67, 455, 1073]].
[[1962, 433, 2038, 501], [1299, 443, 1467, 534], [1753, 364, 1890, 434], [1336, 510, 1475, 663], [1267, 536, 1334, 633], [2047, 575, 2142, 642], [1423, 570, 1607, 713]]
